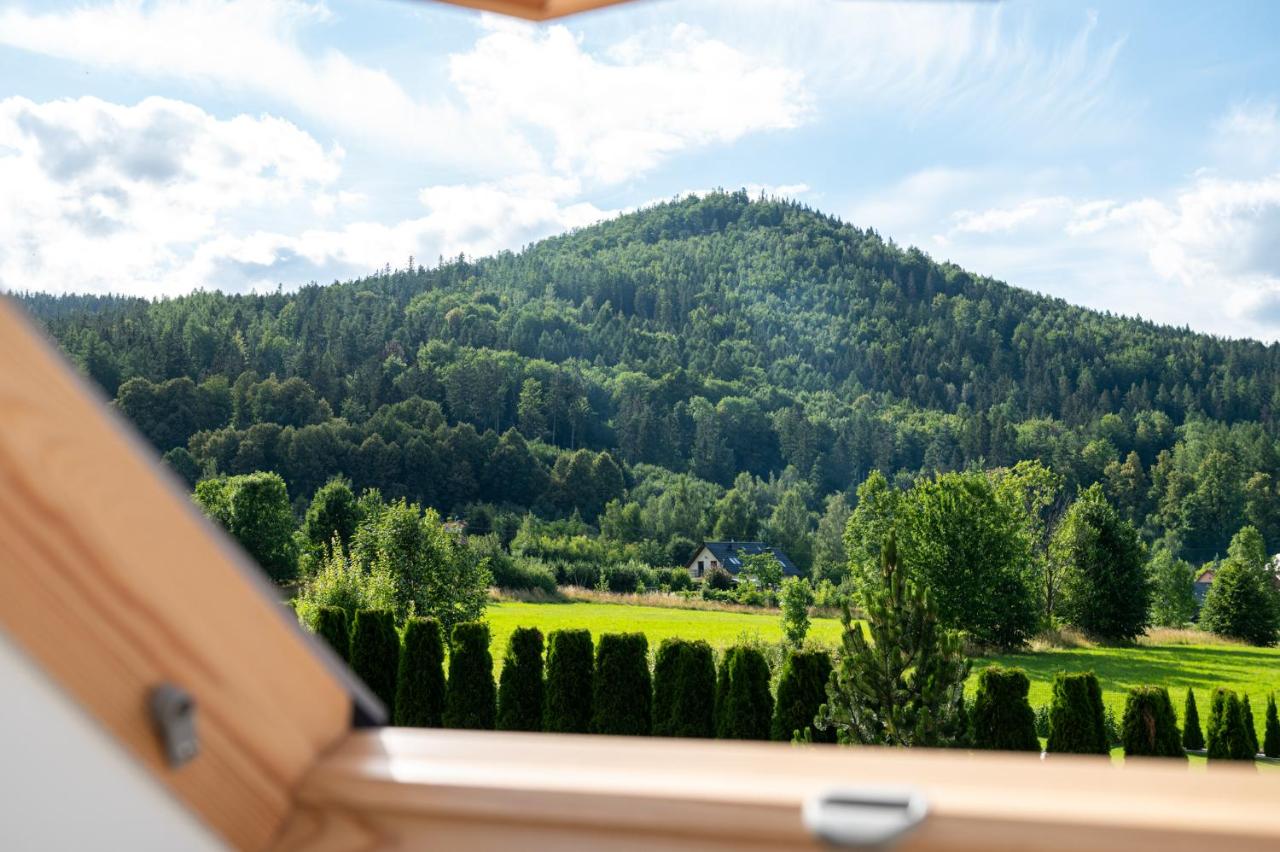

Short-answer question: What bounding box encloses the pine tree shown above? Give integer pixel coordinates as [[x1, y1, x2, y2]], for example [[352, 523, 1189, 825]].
[[395, 616, 445, 727], [1182, 688, 1204, 751], [816, 533, 969, 746], [497, 626, 544, 732], [1263, 694, 1280, 758]]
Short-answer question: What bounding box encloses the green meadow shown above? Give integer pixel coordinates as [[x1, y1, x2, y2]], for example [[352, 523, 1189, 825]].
[[486, 599, 1280, 744]]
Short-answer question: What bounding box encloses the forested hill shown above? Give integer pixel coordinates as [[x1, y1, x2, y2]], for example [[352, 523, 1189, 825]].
[[18, 191, 1280, 567]]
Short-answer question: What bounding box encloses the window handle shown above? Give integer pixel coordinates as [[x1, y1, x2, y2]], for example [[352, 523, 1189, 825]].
[[803, 787, 928, 848]]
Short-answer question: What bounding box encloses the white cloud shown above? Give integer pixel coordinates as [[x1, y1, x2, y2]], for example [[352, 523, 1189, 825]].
[[448, 19, 809, 184], [0, 95, 342, 296]]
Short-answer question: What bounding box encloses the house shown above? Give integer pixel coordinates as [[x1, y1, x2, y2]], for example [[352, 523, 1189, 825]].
[[1193, 569, 1215, 604], [685, 541, 799, 581]]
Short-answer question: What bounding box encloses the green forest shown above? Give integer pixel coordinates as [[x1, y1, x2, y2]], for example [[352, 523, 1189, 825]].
[[19, 191, 1280, 614]]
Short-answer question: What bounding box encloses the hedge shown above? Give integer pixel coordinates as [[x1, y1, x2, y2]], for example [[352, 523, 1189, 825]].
[[443, 621, 496, 730], [1046, 671, 1108, 755], [497, 626, 545, 731], [544, 629, 594, 733], [771, 650, 834, 743], [1120, 686, 1182, 757], [313, 605, 350, 663], [349, 609, 399, 713], [969, 665, 1040, 752], [652, 638, 717, 738], [592, 633, 652, 735], [1264, 694, 1280, 758], [1182, 688, 1204, 751], [715, 646, 773, 740], [1206, 688, 1253, 761], [395, 616, 445, 727]]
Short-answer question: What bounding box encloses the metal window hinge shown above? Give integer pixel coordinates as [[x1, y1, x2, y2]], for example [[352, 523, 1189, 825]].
[[803, 787, 928, 848], [148, 683, 199, 768]]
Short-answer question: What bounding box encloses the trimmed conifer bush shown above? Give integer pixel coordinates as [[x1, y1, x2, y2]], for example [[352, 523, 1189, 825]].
[[442, 621, 496, 730], [1242, 694, 1259, 757], [1182, 688, 1204, 750], [771, 650, 834, 743], [591, 633, 652, 735], [349, 609, 399, 713], [1207, 688, 1253, 761], [652, 638, 717, 738], [969, 665, 1040, 752], [1046, 671, 1108, 755], [544, 629, 594, 733], [715, 646, 773, 740], [1120, 686, 1182, 757], [395, 616, 445, 727], [313, 605, 350, 662], [1264, 694, 1280, 758], [497, 626, 545, 732]]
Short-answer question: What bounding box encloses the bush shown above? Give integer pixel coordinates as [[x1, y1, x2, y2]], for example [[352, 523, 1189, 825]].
[[704, 563, 734, 591], [1182, 688, 1205, 750], [492, 556, 558, 595], [1206, 688, 1253, 761], [1034, 704, 1050, 739], [969, 666, 1041, 752], [1046, 672, 1108, 755], [1242, 694, 1259, 757], [780, 577, 814, 647], [395, 617, 445, 727], [555, 562, 601, 589], [661, 568, 694, 592], [771, 650, 833, 742], [544, 629, 594, 733], [700, 587, 737, 604], [443, 621, 496, 730], [652, 638, 717, 738], [1120, 686, 1182, 757], [1199, 558, 1280, 647], [715, 646, 773, 740], [497, 627, 545, 731], [349, 609, 399, 713], [312, 605, 349, 662], [591, 633, 651, 735], [1264, 694, 1280, 758]]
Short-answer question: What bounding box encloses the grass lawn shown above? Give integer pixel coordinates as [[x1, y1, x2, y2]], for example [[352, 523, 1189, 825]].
[[487, 599, 1280, 748]]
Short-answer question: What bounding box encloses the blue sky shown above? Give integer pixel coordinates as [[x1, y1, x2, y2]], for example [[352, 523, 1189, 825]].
[[1, 1, 1279, 339]]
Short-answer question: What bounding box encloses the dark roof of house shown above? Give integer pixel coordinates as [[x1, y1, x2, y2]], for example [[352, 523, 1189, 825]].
[[686, 541, 800, 577]]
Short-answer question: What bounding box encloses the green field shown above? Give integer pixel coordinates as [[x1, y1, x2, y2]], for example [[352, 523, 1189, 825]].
[[487, 600, 1280, 743]]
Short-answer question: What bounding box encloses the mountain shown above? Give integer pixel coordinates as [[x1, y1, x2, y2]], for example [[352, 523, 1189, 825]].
[[17, 191, 1280, 566]]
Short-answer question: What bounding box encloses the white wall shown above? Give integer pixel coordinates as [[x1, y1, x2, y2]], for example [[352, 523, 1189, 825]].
[[0, 631, 224, 852]]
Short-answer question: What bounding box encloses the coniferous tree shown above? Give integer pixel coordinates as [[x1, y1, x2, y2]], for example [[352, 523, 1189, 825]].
[[442, 621, 496, 730], [497, 627, 545, 732], [1206, 688, 1253, 761], [591, 633, 652, 735], [1242, 694, 1259, 757], [349, 609, 399, 713], [771, 650, 834, 743], [652, 638, 717, 738], [395, 616, 445, 727], [544, 629, 594, 733], [715, 646, 773, 740], [1046, 672, 1108, 755], [1182, 688, 1204, 751], [1263, 694, 1280, 758], [1120, 686, 1182, 758], [817, 533, 969, 746], [969, 666, 1040, 752], [312, 604, 350, 663]]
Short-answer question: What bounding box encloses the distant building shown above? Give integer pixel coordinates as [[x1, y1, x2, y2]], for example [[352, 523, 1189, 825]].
[[1193, 569, 1215, 604], [685, 541, 799, 581]]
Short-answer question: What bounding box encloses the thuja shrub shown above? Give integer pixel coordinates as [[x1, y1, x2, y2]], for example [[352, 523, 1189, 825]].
[[1046, 672, 1108, 755], [1263, 694, 1280, 758], [771, 650, 834, 743], [443, 621, 496, 730], [591, 633, 652, 735], [1242, 694, 1259, 757], [1120, 686, 1183, 758], [313, 605, 350, 663], [350, 609, 399, 713], [497, 626, 545, 732], [1182, 688, 1205, 751], [652, 638, 717, 738], [395, 616, 445, 727], [1206, 688, 1253, 761], [715, 646, 773, 740], [544, 629, 594, 733], [968, 665, 1040, 752]]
